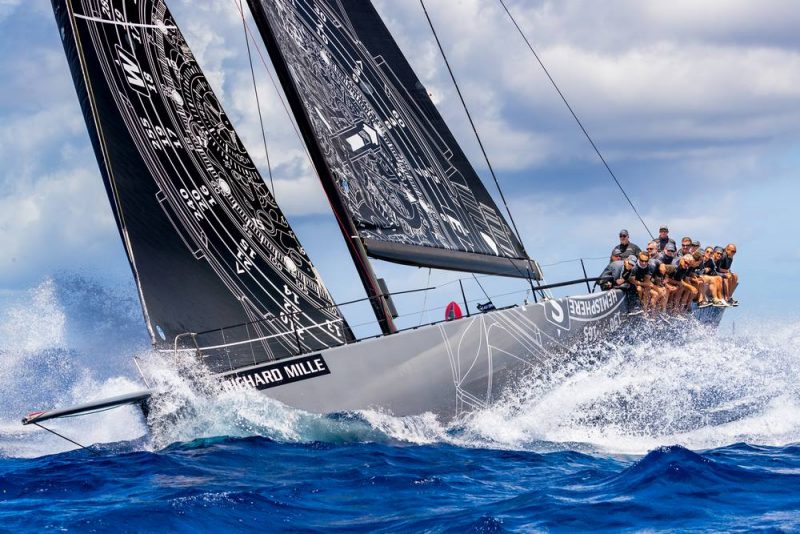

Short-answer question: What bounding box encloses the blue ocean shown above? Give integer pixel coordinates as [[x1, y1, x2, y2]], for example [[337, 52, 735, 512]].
[[2, 277, 799, 532]]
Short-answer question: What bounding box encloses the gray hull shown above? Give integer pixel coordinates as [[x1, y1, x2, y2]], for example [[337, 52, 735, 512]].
[[20, 290, 728, 429], [219, 290, 630, 420]]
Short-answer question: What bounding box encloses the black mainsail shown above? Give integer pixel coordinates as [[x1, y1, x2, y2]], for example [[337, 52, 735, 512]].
[[246, 0, 542, 284], [51, 0, 352, 372]]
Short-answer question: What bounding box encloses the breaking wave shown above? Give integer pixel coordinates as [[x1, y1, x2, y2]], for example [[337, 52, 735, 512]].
[[1, 275, 799, 457], [0, 276, 149, 458]]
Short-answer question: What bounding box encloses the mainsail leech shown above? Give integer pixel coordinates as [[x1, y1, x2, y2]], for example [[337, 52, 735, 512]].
[[52, 0, 352, 371], [245, 0, 542, 281]]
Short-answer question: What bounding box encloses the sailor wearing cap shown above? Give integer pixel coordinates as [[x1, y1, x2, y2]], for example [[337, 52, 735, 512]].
[[616, 229, 641, 260], [657, 241, 678, 264], [657, 225, 676, 252]]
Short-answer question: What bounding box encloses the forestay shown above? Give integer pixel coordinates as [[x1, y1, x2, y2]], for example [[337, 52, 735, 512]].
[[247, 0, 541, 280], [51, 0, 351, 372]]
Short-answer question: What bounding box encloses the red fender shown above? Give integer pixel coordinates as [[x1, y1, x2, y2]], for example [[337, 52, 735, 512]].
[[445, 301, 463, 321]]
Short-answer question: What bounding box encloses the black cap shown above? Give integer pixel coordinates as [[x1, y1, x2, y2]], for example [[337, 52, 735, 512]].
[[665, 242, 677, 252], [619, 229, 629, 237]]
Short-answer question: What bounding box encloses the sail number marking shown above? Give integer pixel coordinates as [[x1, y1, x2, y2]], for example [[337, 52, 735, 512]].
[[235, 239, 256, 274], [179, 186, 216, 221], [141, 117, 181, 151]]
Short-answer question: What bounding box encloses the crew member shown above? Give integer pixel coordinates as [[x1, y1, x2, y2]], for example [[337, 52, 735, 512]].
[[657, 225, 676, 252], [629, 252, 658, 314], [668, 254, 698, 313], [645, 240, 659, 259], [616, 229, 641, 260], [701, 246, 729, 307], [649, 258, 669, 312], [680, 237, 693, 257], [689, 250, 710, 308], [713, 246, 737, 306], [599, 257, 633, 291], [719, 243, 739, 305], [657, 242, 678, 265]]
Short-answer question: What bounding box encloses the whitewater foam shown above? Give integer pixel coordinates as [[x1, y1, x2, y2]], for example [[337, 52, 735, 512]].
[[0, 278, 147, 458], [2, 276, 799, 457], [458, 320, 800, 454]]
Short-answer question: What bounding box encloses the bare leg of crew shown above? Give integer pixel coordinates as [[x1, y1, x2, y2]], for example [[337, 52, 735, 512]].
[[682, 282, 697, 311], [656, 286, 668, 313], [642, 284, 653, 313], [637, 286, 648, 312], [650, 288, 661, 314], [678, 289, 689, 312], [678, 286, 689, 312], [667, 285, 680, 313], [712, 277, 724, 301], [694, 279, 706, 304], [702, 276, 718, 302]]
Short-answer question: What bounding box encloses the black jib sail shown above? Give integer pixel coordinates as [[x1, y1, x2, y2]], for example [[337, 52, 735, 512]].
[[51, 0, 352, 372], [246, 0, 541, 281]]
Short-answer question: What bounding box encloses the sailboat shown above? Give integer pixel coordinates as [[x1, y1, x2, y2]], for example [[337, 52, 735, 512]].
[[23, 0, 725, 430]]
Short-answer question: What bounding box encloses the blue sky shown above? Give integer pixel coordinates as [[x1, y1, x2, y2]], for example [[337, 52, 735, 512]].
[[0, 0, 798, 338]]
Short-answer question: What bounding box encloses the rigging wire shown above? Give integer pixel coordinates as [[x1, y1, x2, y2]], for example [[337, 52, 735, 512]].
[[471, 274, 492, 302], [496, 0, 654, 240], [418, 0, 528, 256], [420, 0, 544, 300], [32, 422, 89, 451], [230, 0, 321, 186], [417, 268, 432, 326], [236, 0, 276, 198]]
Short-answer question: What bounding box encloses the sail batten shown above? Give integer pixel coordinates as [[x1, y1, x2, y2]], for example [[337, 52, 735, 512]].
[[246, 0, 541, 280], [52, 0, 352, 371]]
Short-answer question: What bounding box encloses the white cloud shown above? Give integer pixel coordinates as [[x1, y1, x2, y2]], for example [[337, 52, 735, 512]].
[[371, 0, 800, 179], [0, 163, 123, 286], [0, 0, 22, 24], [0, 0, 797, 318]]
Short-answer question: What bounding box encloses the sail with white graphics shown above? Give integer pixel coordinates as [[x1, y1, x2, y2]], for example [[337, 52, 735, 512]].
[[246, 0, 541, 282], [51, 0, 351, 372]]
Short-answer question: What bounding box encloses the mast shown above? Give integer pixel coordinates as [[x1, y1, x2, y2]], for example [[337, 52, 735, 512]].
[[246, 1, 397, 335]]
